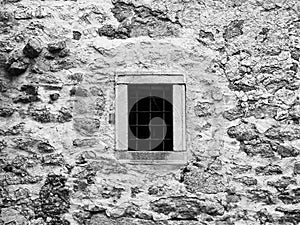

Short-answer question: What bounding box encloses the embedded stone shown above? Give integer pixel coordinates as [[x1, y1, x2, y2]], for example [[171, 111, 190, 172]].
[[50, 93, 60, 101], [234, 176, 257, 186], [223, 106, 245, 121], [30, 107, 53, 123], [23, 37, 42, 58], [37, 142, 55, 153], [265, 125, 300, 141], [194, 102, 214, 117], [37, 174, 70, 218], [0, 10, 13, 22], [198, 29, 214, 41], [0, 123, 24, 136], [256, 209, 274, 224], [67, 73, 83, 83], [227, 121, 259, 141], [0, 139, 7, 151], [12, 137, 38, 151], [20, 84, 38, 95], [276, 207, 300, 224], [89, 214, 163, 225], [42, 153, 65, 166], [241, 142, 274, 158], [13, 94, 39, 103], [274, 144, 300, 158], [71, 87, 88, 97], [58, 48, 70, 58], [6, 57, 30, 76], [47, 40, 66, 53], [73, 118, 100, 136], [290, 47, 300, 61], [13, 85, 40, 103], [73, 138, 98, 147], [230, 164, 252, 174], [180, 165, 226, 194], [73, 31, 82, 40], [0, 40, 15, 52], [289, 104, 300, 119], [150, 196, 224, 219], [98, 24, 130, 39], [0, 53, 7, 68], [0, 106, 15, 117], [294, 161, 300, 175], [278, 188, 300, 204], [223, 20, 244, 40], [255, 164, 283, 175], [57, 107, 72, 123], [247, 189, 275, 204], [267, 177, 296, 191]]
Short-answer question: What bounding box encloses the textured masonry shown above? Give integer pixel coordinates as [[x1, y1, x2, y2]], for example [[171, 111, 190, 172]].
[[0, 0, 300, 224]]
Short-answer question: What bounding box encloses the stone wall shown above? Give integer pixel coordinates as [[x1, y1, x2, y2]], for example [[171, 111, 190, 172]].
[[0, 0, 300, 224]]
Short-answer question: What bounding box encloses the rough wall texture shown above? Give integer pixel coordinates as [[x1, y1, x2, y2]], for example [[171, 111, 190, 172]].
[[0, 0, 300, 224]]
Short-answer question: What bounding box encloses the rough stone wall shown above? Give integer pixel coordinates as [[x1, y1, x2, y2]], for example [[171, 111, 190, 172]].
[[0, 0, 300, 224]]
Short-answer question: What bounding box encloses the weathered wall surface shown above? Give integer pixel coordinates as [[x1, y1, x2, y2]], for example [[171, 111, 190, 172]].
[[0, 0, 300, 224]]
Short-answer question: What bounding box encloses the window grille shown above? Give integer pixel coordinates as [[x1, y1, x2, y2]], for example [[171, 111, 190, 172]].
[[128, 84, 173, 151]]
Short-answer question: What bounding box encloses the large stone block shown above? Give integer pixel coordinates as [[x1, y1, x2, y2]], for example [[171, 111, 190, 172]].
[[73, 118, 100, 136]]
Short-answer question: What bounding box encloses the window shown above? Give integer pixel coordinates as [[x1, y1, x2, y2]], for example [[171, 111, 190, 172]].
[[128, 84, 173, 151], [115, 73, 186, 164]]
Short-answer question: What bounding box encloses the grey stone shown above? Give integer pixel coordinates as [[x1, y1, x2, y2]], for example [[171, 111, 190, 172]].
[[0, 106, 15, 117], [276, 207, 300, 224], [57, 107, 72, 123], [150, 196, 224, 219], [34, 174, 70, 222], [0, 123, 24, 136], [42, 153, 65, 166], [256, 209, 274, 224], [223, 106, 245, 121], [255, 164, 283, 175], [227, 121, 259, 141], [73, 138, 98, 147], [23, 37, 42, 58], [181, 164, 226, 194], [223, 20, 244, 40], [273, 144, 300, 158], [98, 24, 130, 39], [110, 1, 180, 38], [194, 102, 214, 117], [6, 54, 30, 76], [234, 176, 257, 186], [49, 93, 60, 101], [73, 118, 100, 136], [58, 48, 70, 58], [294, 161, 300, 175], [198, 29, 215, 41], [278, 188, 300, 204], [290, 47, 300, 61], [241, 142, 274, 158], [0, 40, 15, 52], [265, 125, 300, 141], [267, 177, 296, 191], [37, 142, 55, 153], [230, 164, 252, 174], [73, 31, 82, 40], [247, 189, 275, 204], [47, 40, 66, 53], [0, 139, 7, 151], [30, 107, 53, 123]]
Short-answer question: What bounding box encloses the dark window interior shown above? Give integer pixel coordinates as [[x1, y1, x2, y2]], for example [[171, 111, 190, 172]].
[[128, 84, 173, 151]]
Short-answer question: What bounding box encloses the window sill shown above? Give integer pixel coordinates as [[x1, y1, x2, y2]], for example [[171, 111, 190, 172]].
[[114, 151, 187, 165]]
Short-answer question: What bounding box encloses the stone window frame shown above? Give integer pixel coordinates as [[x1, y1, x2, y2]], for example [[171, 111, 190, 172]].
[[114, 72, 187, 164]]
